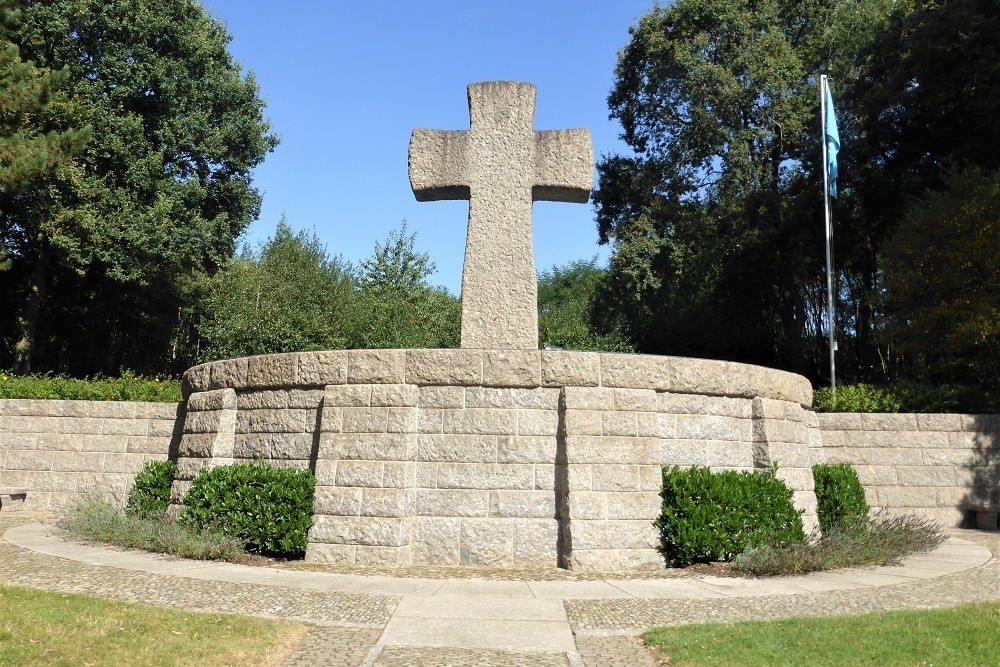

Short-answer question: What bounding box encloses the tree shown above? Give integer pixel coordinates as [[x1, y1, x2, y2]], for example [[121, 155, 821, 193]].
[[881, 168, 1000, 387], [593, 0, 895, 378], [195, 218, 356, 360], [537, 258, 631, 352], [1, 0, 277, 374], [353, 223, 459, 349]]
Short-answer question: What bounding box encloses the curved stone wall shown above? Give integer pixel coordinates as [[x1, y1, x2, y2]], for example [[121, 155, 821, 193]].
[[174, 349, 820, 572]]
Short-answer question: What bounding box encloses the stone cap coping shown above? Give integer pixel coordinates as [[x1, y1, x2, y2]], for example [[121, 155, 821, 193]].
[[183, 349, 812, 407]]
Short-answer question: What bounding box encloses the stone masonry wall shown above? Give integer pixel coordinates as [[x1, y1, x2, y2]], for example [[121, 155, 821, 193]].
[[0, 399, 180, 511], [821, 413, 1000, 528]]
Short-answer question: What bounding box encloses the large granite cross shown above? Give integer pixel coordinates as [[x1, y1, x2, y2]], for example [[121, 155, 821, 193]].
[[408, 81, 593, 349]]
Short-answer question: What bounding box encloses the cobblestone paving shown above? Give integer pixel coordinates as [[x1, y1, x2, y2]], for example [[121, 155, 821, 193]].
[[574, 635, 663, 667], [567, 530, 1000, 634], [371, 646, 571, 666], [282, 627, 383, 667], [0, 514, 397, 625]]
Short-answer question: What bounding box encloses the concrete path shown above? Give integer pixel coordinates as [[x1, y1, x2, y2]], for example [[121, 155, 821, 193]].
[[2, 514, 998, 666]]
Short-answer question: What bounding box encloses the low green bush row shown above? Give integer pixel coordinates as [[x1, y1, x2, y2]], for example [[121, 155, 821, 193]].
[[0, 370, 181, 402], [813, 381, 1000, 413], [182, 461, 315, 558], [656, 465, 805, 566], [124, 459, 315, 558], [813, 463, 869, 535]]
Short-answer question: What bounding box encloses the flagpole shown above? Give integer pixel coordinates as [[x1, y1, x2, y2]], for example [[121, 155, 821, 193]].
[[820, 74, 836, 392]]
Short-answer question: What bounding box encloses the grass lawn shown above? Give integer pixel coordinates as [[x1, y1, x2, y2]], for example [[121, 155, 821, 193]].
[[645, 602, 1000, 667], [0, 584, 307, 667]]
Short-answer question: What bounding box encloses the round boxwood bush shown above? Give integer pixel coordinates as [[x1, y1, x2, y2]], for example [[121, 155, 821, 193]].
[[657, 465, 805, 566], [181, 461, 315, 558], [813, 463, 869, 535], [125, 460, 177, 518]]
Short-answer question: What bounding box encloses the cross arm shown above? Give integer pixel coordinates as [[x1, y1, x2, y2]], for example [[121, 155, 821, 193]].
[[533, 129, 593, 203], [408, 129, 471, 202]]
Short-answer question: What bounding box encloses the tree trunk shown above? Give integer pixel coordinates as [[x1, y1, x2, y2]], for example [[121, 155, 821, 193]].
[[14, 246, 51, 375]]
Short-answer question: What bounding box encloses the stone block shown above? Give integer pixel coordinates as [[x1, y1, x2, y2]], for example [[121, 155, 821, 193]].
[[208, 357, 249, 390], [897, 466, 956, 487], [916, 413, 962, 431], [5, 450, 54, 471], [102, 419, 149, 437], [565, 436, 658, 465], [183, 364, 211, 395], [852, 464, 897, 487], [483, 350, 541, 387], [25, 470, 79, 492], [869, 448, 923, 466], [360, 488, 415, 518], [540, 350, 600, 387], [311, 515, 410, 547], [414, 462, 437, 487], [31, 433, 73, 451], [383, 461, 417, 488], [566, 465, 592, 491], [460, 518, 513, 567], [415, 488, 489, 516], [348, 349, 405, 384], [442, 408, 517, 435], [638, 464, 662, 491], [488, 490, 554, 518], [600, 353, 670, 391], [335, 460, 384, 487], [314, 486, 362, 516], [270, 432, 314, 460], [496, 436, 557, 464], [305, 542, 357, 564], [188, 388, 237, 412], [298, 351, 348, 386], [565, 549, 616, 572], [861, 413, 919, 432], [417, 409, 443, 434], [567, 491, 607, 520], [561, 386, 615, 411], [678, 415, 748, 442], [572, 520, 658, 550], [405, 349, 482, 386], [922, 448, 972, 466], [563, 410, 601, 436], [877, 486, 938, 508], [58, 417, 105, 435], [466, 387, 559, 410], [247, 353, 298, 388], [534, 464, 555, 490], [417, 434, 496, 463], [659, 440, 707, 467], [517, 409, 558, 437], [668, 358, 727, 395], [411, 517, 461, 565], [766, 442, 816, 469], [324, 384, 371, 409], [237, 390, 289, 410], [314, 459, 337, 485], [146, 418, 180, 438], [612, 388, 658, 413], [637, 413, 660, 438], [960, 414, 996, 431], [934, 486, 968, 508], [512, 519, 558, 566], [371, 384, 419, 408], [818, 412, 864, 431], [355, 545, 412, 567], [658, 413, 677, 439], [418, 386, 465, 409], [436, 463, 533, 490], [179, 433, 216, 458], [386, 408, 417, 434], [101, 453, 148, 474], [321, 432, 415, 461], [341, 407, 388, 434], [606, 492, 660, 520], [601, 412, 637, 437], [248, 408, 308, 434], [591, 464, 640, 492], [288, 389, 324, 410]]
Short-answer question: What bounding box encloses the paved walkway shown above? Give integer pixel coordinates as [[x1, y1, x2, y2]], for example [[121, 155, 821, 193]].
[[2, 513, 998, 666]]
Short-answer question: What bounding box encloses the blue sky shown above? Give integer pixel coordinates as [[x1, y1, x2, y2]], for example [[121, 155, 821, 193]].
[[204, 0, 655, 294]]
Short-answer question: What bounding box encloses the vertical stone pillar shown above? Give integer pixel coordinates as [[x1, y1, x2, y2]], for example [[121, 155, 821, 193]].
[[559, 386, 662, 571], [307, 384, 418, 566], [170, 388, 237, 509], [752, 397, 822, 533]]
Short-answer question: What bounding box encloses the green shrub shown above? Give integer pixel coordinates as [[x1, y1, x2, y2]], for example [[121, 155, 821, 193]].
[[182, 461, 315, 557], [0, 370, 181, 402], [657, 465, 805, 566], [126, 460, 177, 518], [812, 384, 903, 413], [813, 463, 869, 535]]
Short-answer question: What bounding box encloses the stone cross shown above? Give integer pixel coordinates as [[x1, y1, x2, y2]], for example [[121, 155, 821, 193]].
[[408, 81, 593, 349]]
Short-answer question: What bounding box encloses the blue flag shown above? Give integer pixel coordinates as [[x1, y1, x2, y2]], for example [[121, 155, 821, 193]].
[[825, 84, 840, 198]]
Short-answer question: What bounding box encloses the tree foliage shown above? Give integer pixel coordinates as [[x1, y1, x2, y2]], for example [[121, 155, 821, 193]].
[[0, 0, 277, 375], [537, 258, 631, 352]]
